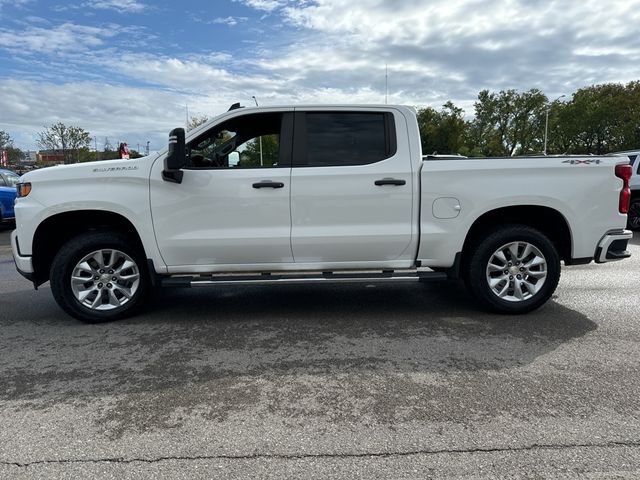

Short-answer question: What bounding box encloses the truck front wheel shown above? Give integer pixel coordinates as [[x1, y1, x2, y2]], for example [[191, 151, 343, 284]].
[[50, 231, 150, 323], [463, 225, 560, 314]]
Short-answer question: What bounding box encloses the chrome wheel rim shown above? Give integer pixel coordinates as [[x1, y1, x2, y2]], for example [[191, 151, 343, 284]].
[[70, 249, 140, 311], [486, 241, 547, 303]]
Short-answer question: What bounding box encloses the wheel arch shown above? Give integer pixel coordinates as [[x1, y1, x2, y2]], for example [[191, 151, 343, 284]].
[[32, 210, 146, 287], [460, 205, 573, 269]]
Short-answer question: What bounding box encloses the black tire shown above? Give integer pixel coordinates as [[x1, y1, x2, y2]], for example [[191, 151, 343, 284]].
[[463, 225, 560, 314], [627, 198, 640, 231], [50, 231, 150, 323]]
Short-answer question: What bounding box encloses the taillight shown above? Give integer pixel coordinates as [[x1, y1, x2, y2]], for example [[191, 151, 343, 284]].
[[615, 164, 632, 214]]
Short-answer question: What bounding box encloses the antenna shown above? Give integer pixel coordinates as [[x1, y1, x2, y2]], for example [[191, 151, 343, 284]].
[[385, 63, 388, 104]]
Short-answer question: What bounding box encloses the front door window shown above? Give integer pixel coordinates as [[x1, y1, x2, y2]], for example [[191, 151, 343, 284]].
[[187, 112, 284, 169]]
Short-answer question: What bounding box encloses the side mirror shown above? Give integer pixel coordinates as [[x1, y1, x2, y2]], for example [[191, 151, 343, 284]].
[[228, 151, 240, 167], [162, 127, 185, 183]]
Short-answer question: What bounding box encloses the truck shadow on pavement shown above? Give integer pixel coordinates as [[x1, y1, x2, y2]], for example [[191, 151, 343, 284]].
[[0, 280, 603, 439]]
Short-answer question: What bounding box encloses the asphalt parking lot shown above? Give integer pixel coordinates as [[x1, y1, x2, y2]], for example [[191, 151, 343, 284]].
[[1, 225, 639, 478]]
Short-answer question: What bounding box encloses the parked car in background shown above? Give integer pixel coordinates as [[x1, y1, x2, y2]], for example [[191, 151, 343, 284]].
[[0, 169, 19, 223], [614, 151, 640, 230]]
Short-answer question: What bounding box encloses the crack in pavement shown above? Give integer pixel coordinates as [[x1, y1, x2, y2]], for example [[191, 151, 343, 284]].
[[3, 440, 640, 468]]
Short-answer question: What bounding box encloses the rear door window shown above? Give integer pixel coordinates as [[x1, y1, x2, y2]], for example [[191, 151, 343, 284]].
[[294, 112, 396, 167]]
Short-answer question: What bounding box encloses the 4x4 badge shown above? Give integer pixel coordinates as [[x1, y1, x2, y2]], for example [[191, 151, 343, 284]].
[[562, 159, 601, 165]]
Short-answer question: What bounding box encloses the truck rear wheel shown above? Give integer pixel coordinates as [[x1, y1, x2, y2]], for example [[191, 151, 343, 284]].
[[463, 225, 560, 314], [628, 198, 640, 231], [50, 231, 149, 323]]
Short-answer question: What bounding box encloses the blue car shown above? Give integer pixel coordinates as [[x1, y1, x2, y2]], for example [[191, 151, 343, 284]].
[[0, 169, 20, 223]]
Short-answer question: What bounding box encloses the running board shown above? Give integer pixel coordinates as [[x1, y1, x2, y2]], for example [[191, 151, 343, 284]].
[[161, 270, 448, 288]]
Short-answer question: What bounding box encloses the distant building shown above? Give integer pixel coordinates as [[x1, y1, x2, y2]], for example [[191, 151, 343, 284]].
[[21, 151, 37, 165], [37, 150, 65, 163]]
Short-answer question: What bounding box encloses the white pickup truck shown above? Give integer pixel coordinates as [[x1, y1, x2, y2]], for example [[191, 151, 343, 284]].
[[11, 104, 634, 322]]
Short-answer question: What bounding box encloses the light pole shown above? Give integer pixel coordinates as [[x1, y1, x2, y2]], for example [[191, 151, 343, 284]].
[[252, 96, 263, 166], [544, 94, 566, 155]]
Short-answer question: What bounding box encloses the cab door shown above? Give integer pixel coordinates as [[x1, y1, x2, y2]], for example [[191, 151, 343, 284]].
[[289, 109, 415, 265], [150, 111, 294, 270]]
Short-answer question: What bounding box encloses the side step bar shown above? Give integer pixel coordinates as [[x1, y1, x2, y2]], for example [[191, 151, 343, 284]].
[[160, 270, 448, 288]]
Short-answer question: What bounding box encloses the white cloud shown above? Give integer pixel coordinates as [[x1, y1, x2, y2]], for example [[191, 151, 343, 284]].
[[280, 0, 637, 45], [212, 16, 248, 26], [0, 74, 392, 152], [0, 0, 31, 6], [0, 79, 198, 152], [22, 15, 49, 24], [0, 0, 32, 14], [0, 23, 117, 53], [2, 0, 640, 150], [234, 0, 287, 12], [267, 0, 640, 104], [83, 0, 147, 13]]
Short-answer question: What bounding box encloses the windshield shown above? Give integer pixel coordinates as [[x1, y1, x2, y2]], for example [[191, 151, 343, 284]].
[[3, 173, 19, 188]]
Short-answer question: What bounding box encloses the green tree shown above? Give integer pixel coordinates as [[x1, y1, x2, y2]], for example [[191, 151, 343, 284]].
[[621, 80, 640, 149], [76, 147, 96, 163], [100, 137, 119, 160], [0, 130, 24, 164], [241, 135, 279, 167], [552, 82, 640, 154], [439, 101, 467, 154], [37, 123, 92, 164], [471, 89, 547, 156], [187, 115, 210, 132], [414, 81, 640, 157], [417, 106, 441, 155], [0, 131, 11, 151], [417, 101, 467, 155], [545, 100, 572, 154], [129, 149, 144, 159]]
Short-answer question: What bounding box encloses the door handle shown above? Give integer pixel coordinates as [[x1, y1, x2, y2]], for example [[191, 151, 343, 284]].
[[375, 178, 406, 186], [253, 181, 285, 189]]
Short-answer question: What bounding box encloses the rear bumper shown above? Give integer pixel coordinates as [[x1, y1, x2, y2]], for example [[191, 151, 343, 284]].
[[595, 229, 633, 263], [11, 230, 35, 281]]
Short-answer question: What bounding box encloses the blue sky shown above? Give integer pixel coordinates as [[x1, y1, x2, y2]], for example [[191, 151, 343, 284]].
[[1, 0, 639, 152]]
